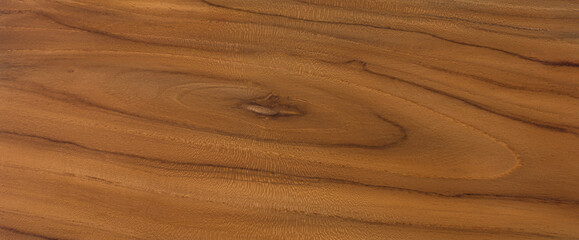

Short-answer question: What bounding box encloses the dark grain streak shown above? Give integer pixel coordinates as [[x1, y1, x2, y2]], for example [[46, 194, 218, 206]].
[[359, 62, 578, 134], [1, 130, 577, 205], [201, 0, 578, 67], [291, 0, 547, 33], [0, 226, 63, 240]]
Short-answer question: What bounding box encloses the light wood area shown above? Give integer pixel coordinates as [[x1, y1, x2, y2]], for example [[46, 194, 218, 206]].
[[1, 0, 579, 239]]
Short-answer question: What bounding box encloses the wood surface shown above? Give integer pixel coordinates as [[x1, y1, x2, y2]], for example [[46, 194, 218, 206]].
[[1, 0, 579, 239]]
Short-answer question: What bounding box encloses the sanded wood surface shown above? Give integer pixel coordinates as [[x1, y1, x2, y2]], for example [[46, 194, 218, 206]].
[[1, 0, 579, 239]]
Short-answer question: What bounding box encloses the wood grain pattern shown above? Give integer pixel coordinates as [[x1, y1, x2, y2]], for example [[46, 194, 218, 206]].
[[1, 0, 579, 239]]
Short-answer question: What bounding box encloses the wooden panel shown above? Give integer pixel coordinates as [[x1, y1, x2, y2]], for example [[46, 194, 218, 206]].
[[1, 0, 578, 239]]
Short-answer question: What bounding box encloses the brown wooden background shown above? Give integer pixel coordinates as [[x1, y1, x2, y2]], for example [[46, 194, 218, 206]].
[[1, 0, 578, 239]]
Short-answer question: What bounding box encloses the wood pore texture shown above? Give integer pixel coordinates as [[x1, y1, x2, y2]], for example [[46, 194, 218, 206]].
[[1, 0, 579, 239]]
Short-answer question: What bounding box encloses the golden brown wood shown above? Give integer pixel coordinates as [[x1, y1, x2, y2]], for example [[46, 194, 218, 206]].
[[1, 0, 579, 239]]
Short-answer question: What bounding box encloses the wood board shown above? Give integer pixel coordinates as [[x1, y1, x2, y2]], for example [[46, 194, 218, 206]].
[[1, 0, 579, 239]]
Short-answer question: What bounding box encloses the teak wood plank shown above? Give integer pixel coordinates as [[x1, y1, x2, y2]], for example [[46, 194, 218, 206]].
[[1, 0, 578, 239]]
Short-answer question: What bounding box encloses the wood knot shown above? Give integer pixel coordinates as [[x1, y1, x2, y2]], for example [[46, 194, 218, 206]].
[[243, 104, 279, 116], [242, 93, 303, 117]]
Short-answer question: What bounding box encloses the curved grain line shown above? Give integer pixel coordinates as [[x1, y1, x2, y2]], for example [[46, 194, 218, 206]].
[[0, 130, 575, 205]]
